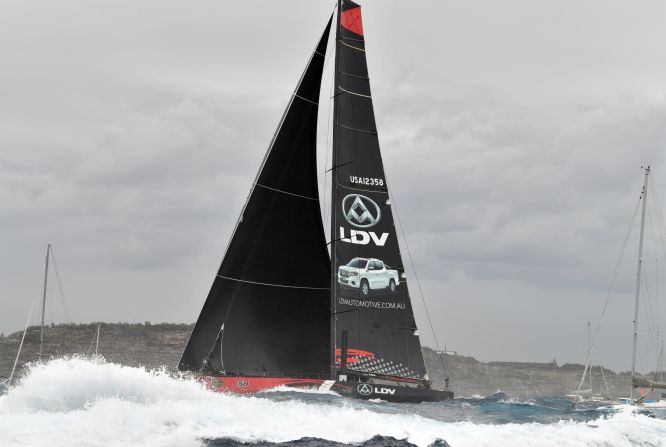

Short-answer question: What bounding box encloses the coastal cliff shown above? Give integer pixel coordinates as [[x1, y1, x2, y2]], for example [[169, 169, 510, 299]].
[[0, 322, 637, 398]]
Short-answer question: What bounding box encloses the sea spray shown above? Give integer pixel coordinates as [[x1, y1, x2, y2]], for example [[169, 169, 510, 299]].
[[1, 358, 665, 447]]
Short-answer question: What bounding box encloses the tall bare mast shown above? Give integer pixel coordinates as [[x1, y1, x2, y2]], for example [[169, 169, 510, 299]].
[[651, 338, 664, 383], [631, 166, 650, 399], [587, 321, 592, 392], [95, 324, 100, 357], [39, 243, 51, 361]]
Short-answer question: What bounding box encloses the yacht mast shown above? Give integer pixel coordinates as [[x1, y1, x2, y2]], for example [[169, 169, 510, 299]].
[[631, 166, 650, 399], [95, 323, 100, 357], [39, 243, 51, 361], [587, 321, 592, 392], [329, 0, 342, 380], [655, 340, 664, 382]]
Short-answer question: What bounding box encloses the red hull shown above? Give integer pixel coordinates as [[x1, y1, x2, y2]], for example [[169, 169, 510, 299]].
[[199, 375, 453, 402], [200, 376, 328, 394]]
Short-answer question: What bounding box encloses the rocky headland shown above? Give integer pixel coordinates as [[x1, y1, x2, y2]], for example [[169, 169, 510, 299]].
[[0, 322, 639, 398]]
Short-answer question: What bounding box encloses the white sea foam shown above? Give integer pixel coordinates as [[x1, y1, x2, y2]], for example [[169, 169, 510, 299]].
[[1, 358, 665, 447], [258, 385, 339, 396], [498, 397, 537, 406]]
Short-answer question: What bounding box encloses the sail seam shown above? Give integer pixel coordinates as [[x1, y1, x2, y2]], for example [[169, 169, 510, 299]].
[[339, 123, 377, 134], [339, 40, 365, 52], [337, 86, 372, 98], [255, 183, 319, 200], [294, 93, 319, 105], [217, 275, 330, 290]]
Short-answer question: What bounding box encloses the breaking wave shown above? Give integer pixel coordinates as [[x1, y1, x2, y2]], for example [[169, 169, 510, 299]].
[[1, 358, 665, 447], [258, 385, 339, 396]]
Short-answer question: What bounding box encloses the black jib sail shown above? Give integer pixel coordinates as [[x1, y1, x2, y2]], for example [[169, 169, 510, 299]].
[[179, 18, 333, 378], [331, 0, 428, 381]]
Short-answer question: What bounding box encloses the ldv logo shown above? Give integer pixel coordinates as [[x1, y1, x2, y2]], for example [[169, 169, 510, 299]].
[[339, 227, 389, 246], [356, 384, 396, 396], [374, 387, 396, 395], [343, 194, 381, 228]]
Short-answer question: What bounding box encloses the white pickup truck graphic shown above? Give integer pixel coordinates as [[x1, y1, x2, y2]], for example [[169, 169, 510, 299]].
[[338, 257, 399, 295]]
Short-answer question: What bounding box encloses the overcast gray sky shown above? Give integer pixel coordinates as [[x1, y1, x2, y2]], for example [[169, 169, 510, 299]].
[[2, 0, 666, 372]]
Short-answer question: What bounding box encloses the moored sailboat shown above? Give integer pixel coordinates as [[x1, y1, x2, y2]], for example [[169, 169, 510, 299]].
[[576, 167, 666, 413], [178, 0, 453, 403]]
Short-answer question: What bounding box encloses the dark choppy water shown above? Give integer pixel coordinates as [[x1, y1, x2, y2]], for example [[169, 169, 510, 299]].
[[1, 358, 664, 446]]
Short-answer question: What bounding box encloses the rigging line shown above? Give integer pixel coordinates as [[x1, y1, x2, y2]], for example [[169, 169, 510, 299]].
[[383, 174, 450, 382], [9, 297, 37, 384], [641, 269, 658, 343], [647, 178, 663, 347], [216, 275, 331, 290], [600, 364, 610, 396], [48, 287, 53, 326], [656, 343, 663, 381], [87, 326, 97, 356], [48, 245, 71, 324], [644, 201, 660, 342], [255, 183, 319, 200], [325, 160, 357, 173], [573, 196, 641, 406], [648, 174, 666, 252], [648, 177, 665, 256]]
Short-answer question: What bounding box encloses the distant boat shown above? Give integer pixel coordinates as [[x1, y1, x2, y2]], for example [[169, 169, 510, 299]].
[[566, 322, 611, 403], [5, 243, 74, 389], [178, 0, 453, 403], [642, 342, 666, 409], [581, 167, 666, 412]]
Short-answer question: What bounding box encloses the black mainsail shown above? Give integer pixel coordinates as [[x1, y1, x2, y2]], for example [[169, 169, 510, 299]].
[[179, 18, 333, 378], [331, 0, 428, 381]]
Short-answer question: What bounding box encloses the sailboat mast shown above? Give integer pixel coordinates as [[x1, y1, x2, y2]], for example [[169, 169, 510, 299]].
[[95, 323, 100, 357], [587, 321, 592, 392], [39, 243, 51, 361], [329, 0, 342, 381], [631, 166, 650, 398], [655, 340, 664, 382]]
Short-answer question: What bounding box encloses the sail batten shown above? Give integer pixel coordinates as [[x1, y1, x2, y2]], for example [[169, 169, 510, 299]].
[[294, 94, 319, 105], [254, 182, 320, 200], [216, 275, 331, 290]]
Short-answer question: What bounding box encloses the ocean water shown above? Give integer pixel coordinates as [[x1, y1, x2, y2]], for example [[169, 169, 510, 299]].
[[1, 358, 665, 447]]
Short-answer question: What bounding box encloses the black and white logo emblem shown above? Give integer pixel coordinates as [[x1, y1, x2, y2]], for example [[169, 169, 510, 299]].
[[343, 194, 381, 228], [357, 383, 373, 396]]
